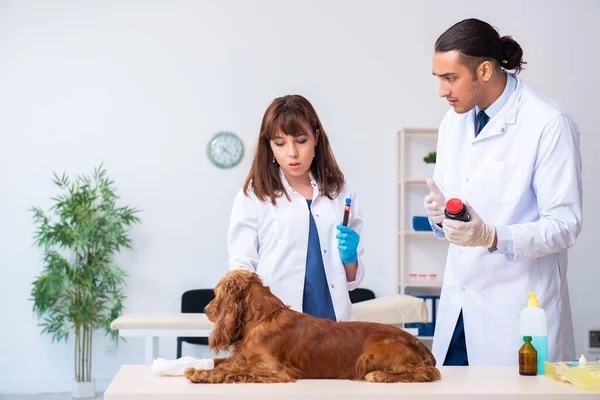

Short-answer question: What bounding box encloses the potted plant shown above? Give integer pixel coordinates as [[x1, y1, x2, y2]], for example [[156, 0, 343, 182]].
[[423, 151, 437, 177], [30, 165, 141, 398], [423, 151, 437, 164]]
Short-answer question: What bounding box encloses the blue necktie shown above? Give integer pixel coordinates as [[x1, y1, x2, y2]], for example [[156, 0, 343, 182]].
[[476, 110, 489, 137]]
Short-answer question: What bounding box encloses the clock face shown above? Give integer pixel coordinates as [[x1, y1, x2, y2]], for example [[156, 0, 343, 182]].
[[207, 131, 244, 169]]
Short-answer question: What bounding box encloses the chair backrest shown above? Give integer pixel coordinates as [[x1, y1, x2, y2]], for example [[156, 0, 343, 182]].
[[349, 288, 376, 304], [181, 289, 215, 313]]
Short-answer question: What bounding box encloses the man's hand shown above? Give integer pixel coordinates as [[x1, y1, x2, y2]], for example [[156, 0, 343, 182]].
[[424, 178, 446, 225], [442, 201, 496, 248]]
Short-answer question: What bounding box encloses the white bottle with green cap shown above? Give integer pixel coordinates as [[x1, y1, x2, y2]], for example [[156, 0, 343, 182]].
[[519, 292, 548, 374]]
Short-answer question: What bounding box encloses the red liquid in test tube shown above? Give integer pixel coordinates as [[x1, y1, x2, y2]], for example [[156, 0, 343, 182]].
[[342, 198, 352, 226]]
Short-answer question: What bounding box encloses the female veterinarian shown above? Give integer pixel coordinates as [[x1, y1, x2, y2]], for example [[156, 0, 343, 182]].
[[227, 94, 365, 322]]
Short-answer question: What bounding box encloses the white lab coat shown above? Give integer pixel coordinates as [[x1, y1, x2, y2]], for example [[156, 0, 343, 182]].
[[431, 77, 582, 366], [227, 169, 365, 322]]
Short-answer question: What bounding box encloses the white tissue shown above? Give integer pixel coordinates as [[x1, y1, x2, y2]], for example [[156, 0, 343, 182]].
[[151, 356, 215, 376]]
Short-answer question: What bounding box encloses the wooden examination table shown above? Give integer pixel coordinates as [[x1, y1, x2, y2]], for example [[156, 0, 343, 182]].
[[104, 365, 597, 399]]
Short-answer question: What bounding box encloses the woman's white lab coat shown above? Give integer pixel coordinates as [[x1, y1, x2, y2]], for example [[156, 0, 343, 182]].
[[431, 77, 582, 366], [227, 169, 365, 322]]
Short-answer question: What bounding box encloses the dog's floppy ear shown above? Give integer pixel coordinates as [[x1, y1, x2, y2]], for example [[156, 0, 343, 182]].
[[208, 296, 244, 353], [221, 270, 250, 297], [208, 271, 250, 353]]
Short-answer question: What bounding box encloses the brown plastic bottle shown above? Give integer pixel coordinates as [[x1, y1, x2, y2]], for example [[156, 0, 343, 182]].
[[519, 336, 538, 376]]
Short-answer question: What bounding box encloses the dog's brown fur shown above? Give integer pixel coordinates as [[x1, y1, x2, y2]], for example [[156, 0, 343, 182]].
[[184, 270, 441, 383]]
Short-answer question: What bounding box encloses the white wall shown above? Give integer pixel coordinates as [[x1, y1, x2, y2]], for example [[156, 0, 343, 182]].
[[1, 0, 598, 393]]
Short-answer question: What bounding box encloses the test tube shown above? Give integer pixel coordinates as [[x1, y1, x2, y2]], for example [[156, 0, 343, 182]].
[[342, 197, 352, 226]]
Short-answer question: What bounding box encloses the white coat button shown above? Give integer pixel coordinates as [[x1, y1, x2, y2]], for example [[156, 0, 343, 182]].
[[323, 249, 327, 254], [501, 127, 505, 132], [331, 284, 335, 289], [458, 249, 463, 254], [465, 178, 470, 183], [315, 214, 319, 218], [462, 287, 466, 292]]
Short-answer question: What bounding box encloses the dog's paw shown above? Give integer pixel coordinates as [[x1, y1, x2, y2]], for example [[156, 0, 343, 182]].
[[365, 371, 397, 383], [184, 368, 209, 383], [183, 367, 196, 380]]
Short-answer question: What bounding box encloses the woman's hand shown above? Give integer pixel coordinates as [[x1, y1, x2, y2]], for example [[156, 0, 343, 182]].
[[336, 224, 360, 264]]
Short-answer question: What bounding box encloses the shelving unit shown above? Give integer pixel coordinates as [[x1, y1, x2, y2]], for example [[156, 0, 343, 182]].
[[397, 128, 448, 343]]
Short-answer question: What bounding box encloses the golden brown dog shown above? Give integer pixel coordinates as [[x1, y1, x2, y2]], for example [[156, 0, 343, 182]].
[[184, 270, 441, 383]]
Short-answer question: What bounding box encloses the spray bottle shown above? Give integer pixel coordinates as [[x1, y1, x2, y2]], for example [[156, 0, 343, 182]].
[[519, 292, 548, 374]]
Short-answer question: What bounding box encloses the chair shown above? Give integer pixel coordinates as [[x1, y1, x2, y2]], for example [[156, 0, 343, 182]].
[[349, 288, 376, 304], [176, 289, 215, 359]]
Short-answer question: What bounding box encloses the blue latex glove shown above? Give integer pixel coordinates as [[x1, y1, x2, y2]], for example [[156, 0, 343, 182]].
[[336, 224, 360, 264]]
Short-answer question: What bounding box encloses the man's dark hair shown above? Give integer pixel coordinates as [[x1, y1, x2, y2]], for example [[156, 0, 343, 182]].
[[435, 18, 526, 75]]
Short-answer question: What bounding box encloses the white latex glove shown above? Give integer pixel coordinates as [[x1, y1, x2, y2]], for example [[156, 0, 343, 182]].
[[424, 178, 446, 225], [442, 201, 496, 248]]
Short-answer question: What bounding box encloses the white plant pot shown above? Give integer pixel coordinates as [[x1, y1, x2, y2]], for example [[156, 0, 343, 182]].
[[72, 380, 96, 399]]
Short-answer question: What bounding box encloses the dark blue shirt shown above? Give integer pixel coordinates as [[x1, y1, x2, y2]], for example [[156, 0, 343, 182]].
[[302, 199, 337, 321]]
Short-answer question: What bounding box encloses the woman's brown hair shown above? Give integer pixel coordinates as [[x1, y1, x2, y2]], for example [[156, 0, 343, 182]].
[[243, 95, 345, 204]]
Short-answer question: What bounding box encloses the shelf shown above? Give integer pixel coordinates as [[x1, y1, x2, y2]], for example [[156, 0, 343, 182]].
[[398, 127, 440, 297], [400, 128, 438, 135], [418, 336, 434, 341], [401, 281, 443, 288]]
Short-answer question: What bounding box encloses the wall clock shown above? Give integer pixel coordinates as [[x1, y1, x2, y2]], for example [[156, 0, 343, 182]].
[[207, 131, 244, 169]]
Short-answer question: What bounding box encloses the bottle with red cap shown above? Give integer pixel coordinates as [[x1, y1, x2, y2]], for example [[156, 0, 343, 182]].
[[445, 198, 470, 222]]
